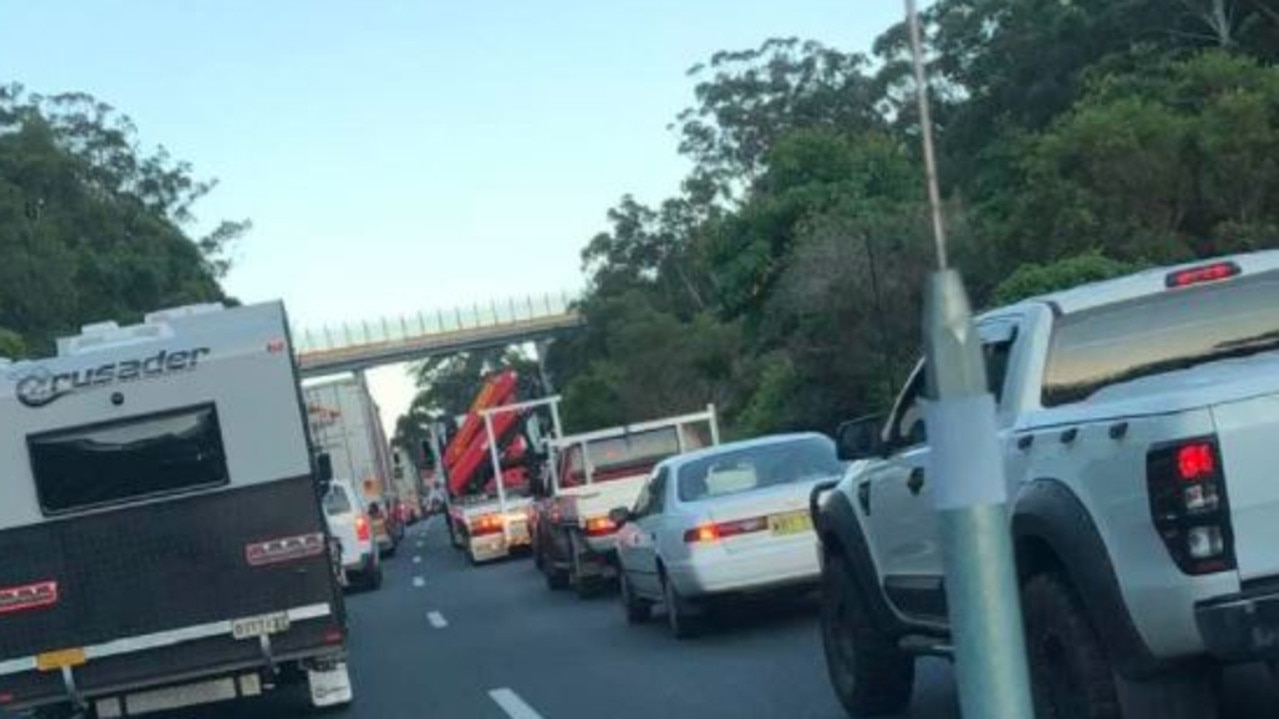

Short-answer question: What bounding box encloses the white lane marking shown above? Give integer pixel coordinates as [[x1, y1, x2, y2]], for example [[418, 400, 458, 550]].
[[427, 611, 448, 629], [412, 576, 425, 588], [488, 688, 544, 719], [416, 541, 424, 549], [413, 555, 422, 564]]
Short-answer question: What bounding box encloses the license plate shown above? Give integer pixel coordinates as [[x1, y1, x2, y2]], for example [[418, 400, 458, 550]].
[[36, 647, 86, 672], [231, 612, 291, 640], [768, 511, 813, 537]]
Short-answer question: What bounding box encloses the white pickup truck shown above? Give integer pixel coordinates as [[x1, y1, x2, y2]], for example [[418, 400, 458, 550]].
[[815, 251, 1279, 718], [531, 408, 719, 597]]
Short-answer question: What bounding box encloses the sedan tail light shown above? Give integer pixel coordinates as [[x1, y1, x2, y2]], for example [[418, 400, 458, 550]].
[[355, 514, 372, 542], [684, 516, 769, 543], [1147, 437, 1235, 575]]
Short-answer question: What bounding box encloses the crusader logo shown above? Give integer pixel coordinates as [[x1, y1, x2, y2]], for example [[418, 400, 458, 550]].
[[13, 347, 210, 408]]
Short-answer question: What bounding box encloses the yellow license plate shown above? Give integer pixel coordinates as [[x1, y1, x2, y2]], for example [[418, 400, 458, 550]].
[[36, 647, 86, 672], [768, 511, 813, 536]]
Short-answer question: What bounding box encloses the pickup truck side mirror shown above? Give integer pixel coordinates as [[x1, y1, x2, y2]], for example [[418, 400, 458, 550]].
[[608, 507, 632, 527], [315, 453, 334, 491], [836, 415, 886, 461]]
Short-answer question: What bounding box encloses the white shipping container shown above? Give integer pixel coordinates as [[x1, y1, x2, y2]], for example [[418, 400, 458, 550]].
[[303, 375, 394, 506]]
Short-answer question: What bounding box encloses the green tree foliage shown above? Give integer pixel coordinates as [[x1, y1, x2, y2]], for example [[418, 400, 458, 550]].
[[991, 252, 1141, 306], [548, 20, 1279, 439], [0, 85, 245, 354]]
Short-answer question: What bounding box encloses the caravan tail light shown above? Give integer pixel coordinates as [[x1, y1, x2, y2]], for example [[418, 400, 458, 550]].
[[1147, 437, 1235, 575], [355, 515, 372, 542]]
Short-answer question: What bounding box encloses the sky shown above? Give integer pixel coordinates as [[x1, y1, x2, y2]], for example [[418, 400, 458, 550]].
[[2, 1, 905, 433]]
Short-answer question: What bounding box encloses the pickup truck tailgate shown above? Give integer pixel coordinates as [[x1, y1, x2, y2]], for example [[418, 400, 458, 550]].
[[1213, 392, 1279, 580]]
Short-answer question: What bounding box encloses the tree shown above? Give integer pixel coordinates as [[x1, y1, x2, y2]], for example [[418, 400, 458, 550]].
[[0, 84, 245, 352], [1000, 51, 1279, 269], [674, 38, 882, 201], [991, 251, 1141, 306]]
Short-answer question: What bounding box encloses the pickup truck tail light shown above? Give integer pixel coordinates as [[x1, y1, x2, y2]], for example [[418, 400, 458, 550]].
[[355, 514, 372, 542], [1147, 437, 1235, 575], [583, 516, 616, 537], [471, 514, 504, 536], [684, 516, 769, 544]]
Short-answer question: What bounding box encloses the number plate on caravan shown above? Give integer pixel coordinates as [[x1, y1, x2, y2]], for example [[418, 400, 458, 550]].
[[231, 612, 291, 640], [768, 511, 813, 537]]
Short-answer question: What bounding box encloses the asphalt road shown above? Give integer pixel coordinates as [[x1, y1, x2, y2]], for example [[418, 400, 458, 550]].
[[157, 516, 1279, 719]]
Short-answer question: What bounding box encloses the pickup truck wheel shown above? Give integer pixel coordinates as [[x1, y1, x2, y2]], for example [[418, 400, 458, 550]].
[[620, 572, 651, 625], [1022, 572, 1120, 719], [447, 519, 462, 550], [571, 537, 604, 599], [545, 565, 569, 590], [663, 574, 702, 639], [820, 554, 914, 716]]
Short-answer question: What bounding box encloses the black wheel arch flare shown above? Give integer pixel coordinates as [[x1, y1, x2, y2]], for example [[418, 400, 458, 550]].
[[1013, 478, 1166, 680]]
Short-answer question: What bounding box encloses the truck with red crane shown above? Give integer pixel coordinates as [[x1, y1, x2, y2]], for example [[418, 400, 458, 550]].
[[439, 370, 562, 565]]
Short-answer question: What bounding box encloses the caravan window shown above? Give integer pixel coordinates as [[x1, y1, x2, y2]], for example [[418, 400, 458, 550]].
[[29, 404, 230, 515]]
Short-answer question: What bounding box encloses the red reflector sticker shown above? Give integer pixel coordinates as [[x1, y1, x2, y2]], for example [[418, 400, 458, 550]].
[[246, 533, 326, 567], [0, 581, 58, 616]]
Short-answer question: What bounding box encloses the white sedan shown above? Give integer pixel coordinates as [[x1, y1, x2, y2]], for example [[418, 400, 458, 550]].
[[612, 433, 844, 638]]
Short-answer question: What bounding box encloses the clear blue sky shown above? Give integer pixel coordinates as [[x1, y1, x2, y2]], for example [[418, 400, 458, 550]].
[[1, 0, 906, 428]]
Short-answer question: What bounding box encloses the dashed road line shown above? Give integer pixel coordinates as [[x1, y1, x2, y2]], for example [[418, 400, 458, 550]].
[[427, 611, 448, 628], [413, 555, 422, 564], [412, 576, 425, 588], [488, 688, 544, 719]]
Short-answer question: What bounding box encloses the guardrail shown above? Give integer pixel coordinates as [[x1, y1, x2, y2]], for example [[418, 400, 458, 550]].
[[291, 290, 578, 355]]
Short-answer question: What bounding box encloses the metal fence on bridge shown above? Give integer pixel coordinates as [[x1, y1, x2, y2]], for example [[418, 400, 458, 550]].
[[291, 290, 579, 355]]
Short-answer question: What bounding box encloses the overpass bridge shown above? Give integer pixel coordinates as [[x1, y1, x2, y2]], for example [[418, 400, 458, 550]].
[[292, 291, 583, 378]]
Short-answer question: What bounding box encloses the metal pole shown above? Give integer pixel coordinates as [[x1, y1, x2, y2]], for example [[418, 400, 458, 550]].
[[706, 405, 721, 445], [483, 412, 508, 542], [904, 1, 1033, 717]]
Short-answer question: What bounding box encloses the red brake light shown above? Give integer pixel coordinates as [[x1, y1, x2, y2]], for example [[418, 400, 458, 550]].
[[471, 514, 504, 536], [1166, 261, 1240, 288], [1178, 442, 1216, 481], [355, 515, 371, 542], [683, 516, 770, 543], [584, 516, 616, 537], [685, 524, 719, 543]]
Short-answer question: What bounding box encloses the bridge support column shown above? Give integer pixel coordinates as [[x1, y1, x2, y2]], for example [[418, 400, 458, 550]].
[[534, 339, 555, 395]]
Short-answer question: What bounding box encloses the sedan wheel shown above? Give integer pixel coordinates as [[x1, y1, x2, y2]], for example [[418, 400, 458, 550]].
[[663, 575, 701, 639], [620, 572, 651, 625]]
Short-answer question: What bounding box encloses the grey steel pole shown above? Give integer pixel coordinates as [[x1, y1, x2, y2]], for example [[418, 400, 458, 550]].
[[904, 1, 1034, 717]]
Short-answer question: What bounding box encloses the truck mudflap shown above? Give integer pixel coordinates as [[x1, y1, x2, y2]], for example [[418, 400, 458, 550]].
[[0, 476, 345, 710]]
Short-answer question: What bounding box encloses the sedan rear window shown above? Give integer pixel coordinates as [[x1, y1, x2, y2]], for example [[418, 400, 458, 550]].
[[678, 437, 841, 502]]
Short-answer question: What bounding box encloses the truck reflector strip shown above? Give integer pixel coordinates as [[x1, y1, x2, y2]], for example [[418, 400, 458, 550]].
[[245, 533, 326, 567], [0, 581, 58, 616]]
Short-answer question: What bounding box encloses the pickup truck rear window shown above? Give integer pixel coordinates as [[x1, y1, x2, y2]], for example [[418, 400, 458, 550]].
[[28, 404, 230, 515], [560, 426, 686, 488], [1043, 271, 1279, 406]]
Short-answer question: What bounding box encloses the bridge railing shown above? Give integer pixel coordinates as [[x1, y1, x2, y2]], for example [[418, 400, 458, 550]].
[[291, 290, 579, 355]]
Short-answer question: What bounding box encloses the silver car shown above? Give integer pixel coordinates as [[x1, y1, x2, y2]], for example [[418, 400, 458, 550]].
[[612, 433, 843, 638]]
